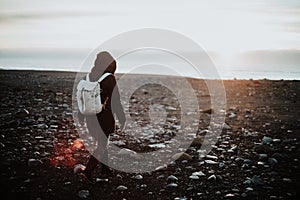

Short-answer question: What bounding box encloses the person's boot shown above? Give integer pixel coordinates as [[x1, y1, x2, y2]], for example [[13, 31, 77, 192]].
[[81, 155, 99, 183]]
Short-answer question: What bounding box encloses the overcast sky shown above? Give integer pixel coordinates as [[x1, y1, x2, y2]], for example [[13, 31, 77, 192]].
[[0, 0, 299, 66]]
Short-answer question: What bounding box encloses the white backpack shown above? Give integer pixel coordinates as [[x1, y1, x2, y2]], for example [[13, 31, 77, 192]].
[[76, 73, 112, 115]]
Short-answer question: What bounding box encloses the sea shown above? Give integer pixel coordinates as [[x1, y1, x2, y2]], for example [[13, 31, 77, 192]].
[[0, 49, 299, 80]]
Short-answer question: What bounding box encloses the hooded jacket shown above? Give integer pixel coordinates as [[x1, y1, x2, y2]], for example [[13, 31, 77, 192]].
[[84, 51, 125, 136]]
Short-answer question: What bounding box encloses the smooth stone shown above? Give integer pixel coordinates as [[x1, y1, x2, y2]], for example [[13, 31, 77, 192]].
[[258, 154, 268, 161], [78, 190, 89, 199], [167, 183, 178, 188], [208, 175, 216, 181], [73, 164, 86, 174], [224, 193, 235, 198], [251, 175, 265, 186], [192, 171, 205, 177], [205, 160, 218, 165], [118, 148, 137, 155], [149, 143, 166, 148], [172, 152, 192, 161], [189, 175, 200, 180], [262, 136, 273, 144], [133, 174, 143, 180], [167, 175, 178, 182], [116, 185, 128, 191], [244, 159, 253, 165], [28, 159, 43, 167], [223, 123, 231, 130], [191, 137, 204, 146], [268, 158, 278, 166], [96, 178, 108, 182], [283, 178, 292, 183], [155, 165, 168, 171], [206, 155, 218, 160]]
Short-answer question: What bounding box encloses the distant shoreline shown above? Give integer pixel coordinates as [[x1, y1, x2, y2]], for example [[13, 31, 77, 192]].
[[1, 68, 299, 81]]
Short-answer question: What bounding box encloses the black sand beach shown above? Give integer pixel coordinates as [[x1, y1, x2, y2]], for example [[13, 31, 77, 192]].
[[0, 70, 299, 199]]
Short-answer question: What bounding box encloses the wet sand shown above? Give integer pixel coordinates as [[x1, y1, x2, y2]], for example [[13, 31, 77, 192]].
[[0, 70, 299, 199]]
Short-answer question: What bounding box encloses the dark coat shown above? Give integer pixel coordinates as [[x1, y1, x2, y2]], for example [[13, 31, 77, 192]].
[[82, 52, 125, 138]]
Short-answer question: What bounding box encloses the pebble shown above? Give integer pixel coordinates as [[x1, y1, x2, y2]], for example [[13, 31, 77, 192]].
[[251, 175, 265, 186], [189, 175, 200, 180], [116, 185, 128, 191], [206, 155, 218, 160], [172, 152, 192, 161], [282, 178, 292, 183], [192, 171, 205, 177], [78, 190, 89, 199], [167, 175, 178, 182], [207, 175, 216, 181], [133, 174, 143, 180], [73, 164, 86, 174], [224, 193, 235, 198], [259, 154, 268, 161], [205, 160, 218, 165], [28, 159, 43, 167], [167, 183, 178, 188], [262, 136, 273, 144], [118, 148, 137, 155], [268, 158, 278, 166], [96, 178, 109, 183]]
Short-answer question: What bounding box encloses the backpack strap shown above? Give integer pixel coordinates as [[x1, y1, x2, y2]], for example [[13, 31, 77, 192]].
[[86, 73, 90, 81], [85, 73, 112, 82], [98, 73, 112, 83]]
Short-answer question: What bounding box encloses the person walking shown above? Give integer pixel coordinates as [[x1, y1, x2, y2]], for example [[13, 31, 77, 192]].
[[78, 51, 126, 182]]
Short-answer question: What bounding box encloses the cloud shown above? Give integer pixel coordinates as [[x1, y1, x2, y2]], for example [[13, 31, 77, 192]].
[[0, 10, 115, 23]]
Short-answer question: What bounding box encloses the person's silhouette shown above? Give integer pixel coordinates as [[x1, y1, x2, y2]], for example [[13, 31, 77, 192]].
[[78, 51, 126, 182]]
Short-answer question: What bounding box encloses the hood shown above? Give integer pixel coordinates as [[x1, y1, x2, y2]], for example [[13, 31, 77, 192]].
[[89, 51, 116, 81]]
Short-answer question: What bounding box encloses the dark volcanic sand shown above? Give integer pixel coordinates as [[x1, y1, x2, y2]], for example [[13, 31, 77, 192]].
[[0, 70, 299, 200]]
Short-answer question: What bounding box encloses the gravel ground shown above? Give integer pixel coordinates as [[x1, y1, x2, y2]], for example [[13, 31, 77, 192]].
[[0, 70, 299, 200]]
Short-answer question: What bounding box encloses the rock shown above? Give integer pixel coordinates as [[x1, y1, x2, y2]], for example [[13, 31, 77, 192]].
[[167, 183, 178, 188], [202, 108, 212, 114], [78, 190, 89, 199], [133, 174, 143, 180], [223, 123, 231, 130], [155, 165, 168, 171], [74, 164, 86, 174], [172, 152, 192, 161], [224, 193, 235, 198], [149, 143, 166, 148], [219, 162, 225, 168], [244, 159, 253, 165], [205, 160, 218, 165], [258, 154, 268, 161], [268, 158, 278, 166], [96, 178, 108, 183], [118, 148, 137, 155], [282, 178, 292, 183], [208, 174, 216, 181], [272, 139, 281, 143], [189, 175, 200, 180], [206, 155, 218, 160], [262, 136, 273, 145], [167, 175, 178, 182], [192, 171, 205, 177], [191, 136, 204, 146], [28, 159, 43, 167], [251, 175, 265, 186], [16, 109, 30, 118], [116, 185, 128, 191]]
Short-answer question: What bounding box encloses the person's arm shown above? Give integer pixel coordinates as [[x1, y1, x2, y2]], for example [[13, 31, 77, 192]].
[[109, 76, 126, 131]]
